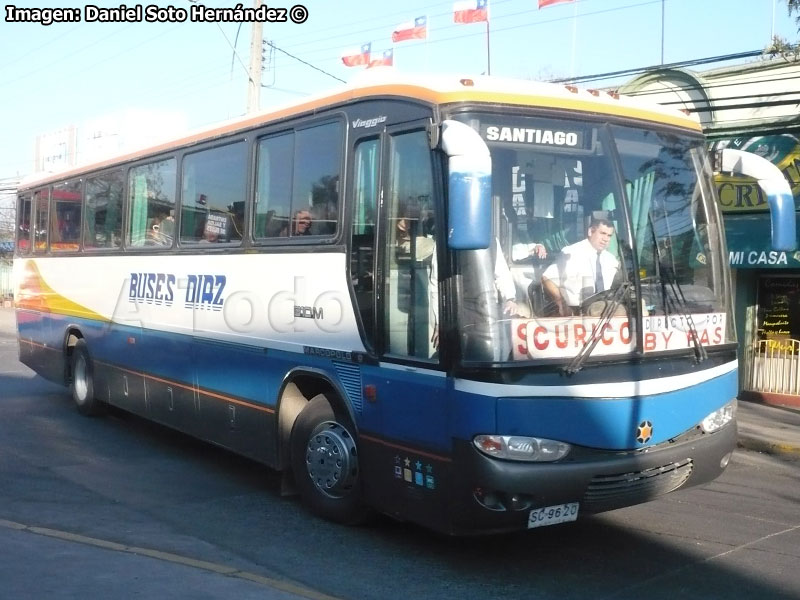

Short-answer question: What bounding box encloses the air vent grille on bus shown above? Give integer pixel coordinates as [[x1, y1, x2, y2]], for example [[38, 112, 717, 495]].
[[582, 458, 693, 513], [333, 361, 363, 414]]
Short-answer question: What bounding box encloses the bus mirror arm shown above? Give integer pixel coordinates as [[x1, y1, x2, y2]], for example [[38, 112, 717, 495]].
[[427, 118, 440, 149], [718, 148, 796, 252], [441, 120, 493, 250]]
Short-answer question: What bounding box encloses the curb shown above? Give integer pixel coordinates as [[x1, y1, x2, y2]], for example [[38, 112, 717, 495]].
[[737, 435, 800, 460]]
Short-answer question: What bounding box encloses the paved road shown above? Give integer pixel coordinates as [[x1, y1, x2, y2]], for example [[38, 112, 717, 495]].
[[0, 308, 329, 600], [2, 307, 800, 600]]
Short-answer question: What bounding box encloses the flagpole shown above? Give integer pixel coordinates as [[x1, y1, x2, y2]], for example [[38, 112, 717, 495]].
[[425, 14, 430, 72], [486, 20, 491, 75], [661, 0, 665, 64], [771, 0, 776, 42], [569, 1, 577, 78]]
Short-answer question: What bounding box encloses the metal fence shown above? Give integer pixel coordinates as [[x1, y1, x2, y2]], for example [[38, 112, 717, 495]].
[[0, 260, 11, 300], [743, 338, 800, 397]]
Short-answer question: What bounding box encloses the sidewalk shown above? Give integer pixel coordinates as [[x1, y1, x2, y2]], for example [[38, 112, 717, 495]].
[[737, 399, 800, 460]]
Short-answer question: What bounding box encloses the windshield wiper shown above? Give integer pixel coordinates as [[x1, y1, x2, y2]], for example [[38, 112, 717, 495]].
[[648, 208, 707, 363], [564, 281, 633, 376], [659, 262, 708, 363]]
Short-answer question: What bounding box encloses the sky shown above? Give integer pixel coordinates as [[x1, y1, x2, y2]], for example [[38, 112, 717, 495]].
[[0, 0, 797, 179]]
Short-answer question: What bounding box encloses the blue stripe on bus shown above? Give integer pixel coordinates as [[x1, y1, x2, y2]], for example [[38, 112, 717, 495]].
[[19, 310, 735, 452], [492, 369, 737, 449], [19, 312, 307, 410]]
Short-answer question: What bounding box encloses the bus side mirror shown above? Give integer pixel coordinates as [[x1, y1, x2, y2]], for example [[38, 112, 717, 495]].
[[441, 120, 492, 250], [718, 148, 796, 251]]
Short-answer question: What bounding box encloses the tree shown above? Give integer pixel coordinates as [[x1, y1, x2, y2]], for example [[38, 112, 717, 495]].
[[763, 1, 800, 59]]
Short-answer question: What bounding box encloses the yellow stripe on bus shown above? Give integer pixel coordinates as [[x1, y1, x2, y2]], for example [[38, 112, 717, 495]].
[[15, 260, 108, 322]]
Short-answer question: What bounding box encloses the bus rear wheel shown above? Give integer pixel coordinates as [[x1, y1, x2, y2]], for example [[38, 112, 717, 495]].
[[70, 339, 104, 416], [290, 394, 365, 524]]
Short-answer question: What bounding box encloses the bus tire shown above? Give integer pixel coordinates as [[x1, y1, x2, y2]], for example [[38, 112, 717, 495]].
[[290, 394, 365, 524], [70, 339, 104, 417]]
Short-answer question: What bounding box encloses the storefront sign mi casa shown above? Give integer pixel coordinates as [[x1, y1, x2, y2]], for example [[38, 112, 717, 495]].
[[512, 313, 726, 359], [4, 3, 309, 25], [729, 250, 800, 268]]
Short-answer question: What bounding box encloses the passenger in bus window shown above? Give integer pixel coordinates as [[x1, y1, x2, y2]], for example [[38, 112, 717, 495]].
[[395, 217, 434, 259], [429, 237, 523, 351], [287, 209, 313, 236], [201, 229, 219, 243], [160, 210, 175, 238], [511, 241, 548, 262], [540, 217, 619, 316], [148, 212, 174, 246]]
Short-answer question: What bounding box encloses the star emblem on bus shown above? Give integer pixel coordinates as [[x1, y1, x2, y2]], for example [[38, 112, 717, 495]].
[[636, 420, 653, 444]]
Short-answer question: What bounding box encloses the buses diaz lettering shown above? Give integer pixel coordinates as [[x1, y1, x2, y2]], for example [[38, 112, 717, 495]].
[[129, 273, 226, 311]]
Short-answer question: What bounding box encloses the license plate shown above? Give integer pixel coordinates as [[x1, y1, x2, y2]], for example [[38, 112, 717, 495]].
[[528, 502, 579, 528]]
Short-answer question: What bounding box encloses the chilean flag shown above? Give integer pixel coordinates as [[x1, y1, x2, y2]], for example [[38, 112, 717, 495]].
[[368, 49, 394, 68], [341, 43, 372, 67], [453, 0, 488, 24], [538, 0, 574, 7], [392, 16, 427, 43]]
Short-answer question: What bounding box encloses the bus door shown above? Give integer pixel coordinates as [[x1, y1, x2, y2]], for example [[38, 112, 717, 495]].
[[349, 123, 450, 523]]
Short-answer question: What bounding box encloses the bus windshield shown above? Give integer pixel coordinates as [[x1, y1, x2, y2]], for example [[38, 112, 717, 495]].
[[450, 113, 731, 364]]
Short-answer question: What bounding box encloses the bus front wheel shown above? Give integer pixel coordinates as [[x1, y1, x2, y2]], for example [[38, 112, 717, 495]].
[[290, 395, 365, 524], [70, 339, 103, 417]]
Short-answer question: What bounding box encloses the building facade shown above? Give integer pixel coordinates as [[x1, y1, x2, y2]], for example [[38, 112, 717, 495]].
[[619, 56, 800, 408]]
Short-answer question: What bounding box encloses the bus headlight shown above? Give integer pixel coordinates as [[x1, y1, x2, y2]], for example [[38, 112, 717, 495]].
[[700, 400, 737, 433], [473, 435, 571, 462]]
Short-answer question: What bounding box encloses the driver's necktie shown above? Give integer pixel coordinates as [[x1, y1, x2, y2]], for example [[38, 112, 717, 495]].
[[595, 253, 604, 292]]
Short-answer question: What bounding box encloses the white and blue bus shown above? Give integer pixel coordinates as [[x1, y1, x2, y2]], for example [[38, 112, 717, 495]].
[[13, 72, 794, 534]]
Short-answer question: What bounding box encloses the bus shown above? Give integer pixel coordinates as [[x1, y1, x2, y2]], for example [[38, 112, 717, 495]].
[[13, 72, 794, 535]]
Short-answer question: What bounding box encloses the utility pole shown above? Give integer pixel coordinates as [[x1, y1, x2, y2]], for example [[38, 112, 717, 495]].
[[247, 0, 263, 114]]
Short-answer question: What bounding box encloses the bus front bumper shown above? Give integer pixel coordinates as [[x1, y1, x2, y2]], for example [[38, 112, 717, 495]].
[[446, 420, 736, 535]]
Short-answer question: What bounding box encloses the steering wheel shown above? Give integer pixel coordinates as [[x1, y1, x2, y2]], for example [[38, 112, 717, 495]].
[[580, 288, 628, 317]]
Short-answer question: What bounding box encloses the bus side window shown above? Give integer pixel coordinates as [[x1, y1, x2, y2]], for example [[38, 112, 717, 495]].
[[51, 180, 82, 252], [127, 158, 177, 248], [33, 189, 49, 253], [16, 193, 32, 254], [180, 141, 246, 245], [293, 121, 342, 237], [85, 171, 123, 250], [254, 132, 293, 239], [350, 137, 380, 345], [384, 130, 437, 360]]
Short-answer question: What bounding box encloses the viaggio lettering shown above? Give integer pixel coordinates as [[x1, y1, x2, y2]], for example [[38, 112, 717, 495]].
[[352, 116, 387, 129]]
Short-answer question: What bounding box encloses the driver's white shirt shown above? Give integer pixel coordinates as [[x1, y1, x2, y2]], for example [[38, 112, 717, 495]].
[[542, 239, 619, 307]]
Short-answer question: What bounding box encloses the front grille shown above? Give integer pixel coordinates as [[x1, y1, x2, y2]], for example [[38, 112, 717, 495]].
[[582, 458, 693, 513]]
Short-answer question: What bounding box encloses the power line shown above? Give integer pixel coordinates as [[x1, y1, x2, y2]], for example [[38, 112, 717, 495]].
[[548, 50, 765, 84], [657, 89, 800, 106], [685, 98, 800, 113], [266, 42, 345, 84], [621, 71, 800, 99]]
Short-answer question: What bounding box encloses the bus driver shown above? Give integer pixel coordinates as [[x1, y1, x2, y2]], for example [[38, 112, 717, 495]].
[[541, 217, 619, 316]]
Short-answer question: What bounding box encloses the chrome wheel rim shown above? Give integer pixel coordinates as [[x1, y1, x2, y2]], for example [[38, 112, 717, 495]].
[[305, 422, 358, 498]]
